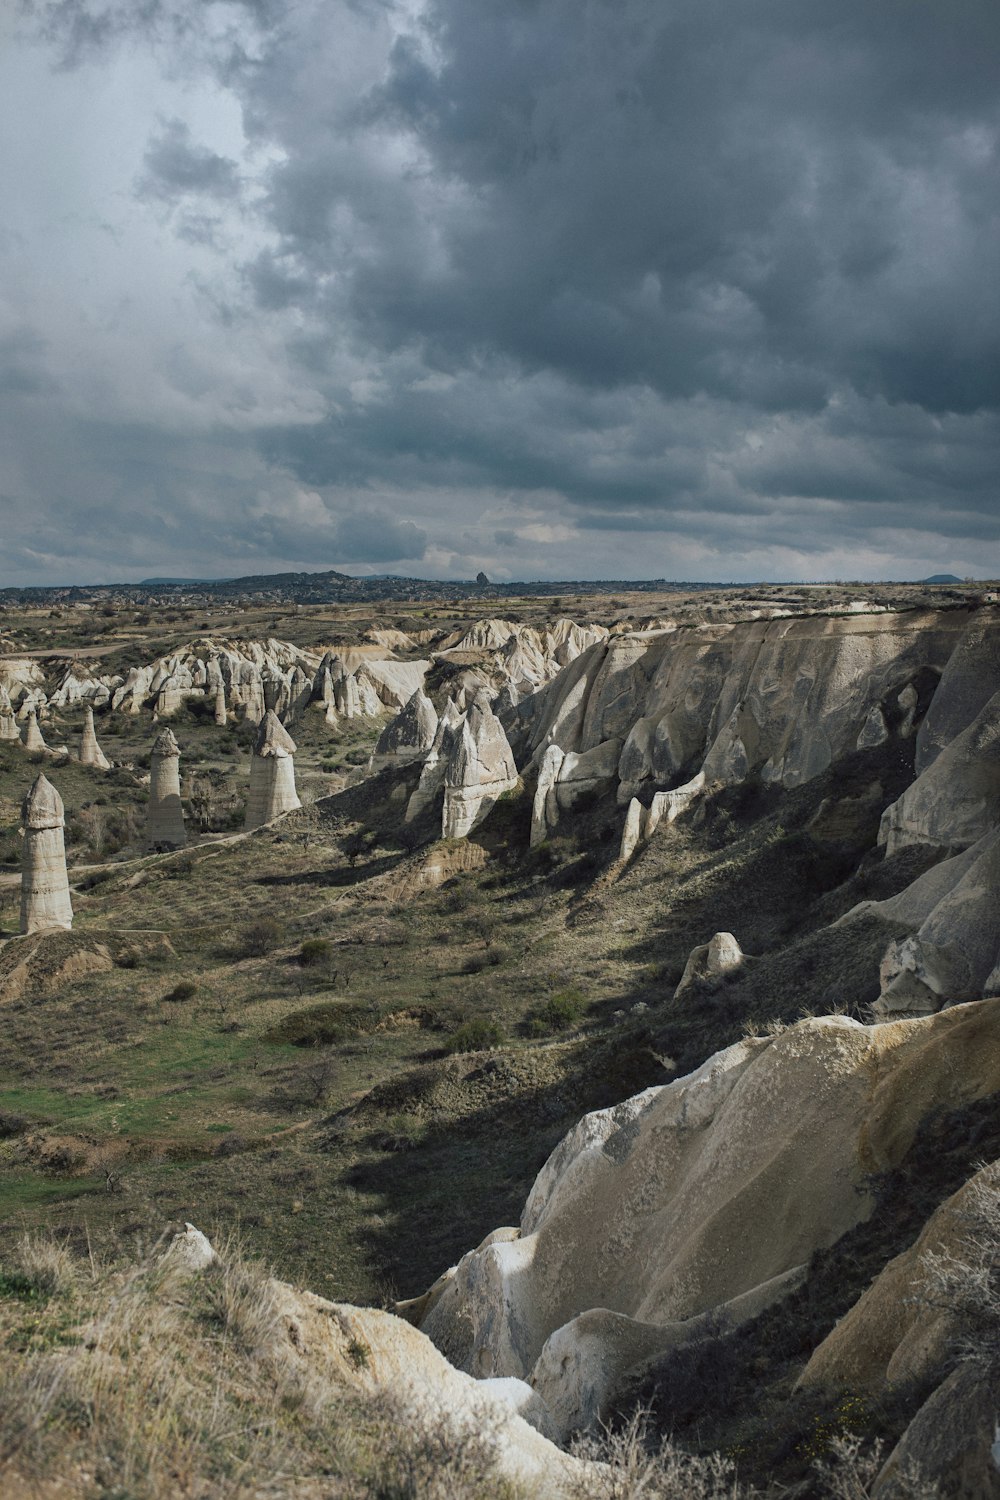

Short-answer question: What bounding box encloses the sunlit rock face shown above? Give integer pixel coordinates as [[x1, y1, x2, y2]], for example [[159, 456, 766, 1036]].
[[369, 689, 438, 773], [244, 710, 301, 831], [20, 773, 73, 934], [79, 707, 111, 769], [441, 695, 518, 840]]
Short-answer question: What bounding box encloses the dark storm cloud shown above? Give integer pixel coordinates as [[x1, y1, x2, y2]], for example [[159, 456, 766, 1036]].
[[12, 0, 1000, 579], [138, 119, 241, 202]]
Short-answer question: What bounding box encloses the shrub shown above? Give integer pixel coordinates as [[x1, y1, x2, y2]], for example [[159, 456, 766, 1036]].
[[528, 987, 586, 1035], [445, 1017, 506, 1054], [234, 918, 285, 958], [0, 1112, 29, 1139], [299, 938, 332, 967], [9, 1234, 77, 1299], [163, 980, 197, 1003]]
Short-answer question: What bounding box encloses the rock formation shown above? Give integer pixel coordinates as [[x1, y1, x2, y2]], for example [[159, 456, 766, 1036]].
[[146, 728, 186, 851], [878, 688, 1000, 854], [405, 699, 462, 824], [245, 710, 301, 830], [674, 931, 745, 999], [213, 686, 227, 726], [442, 695, 518, 840], [22, 710, 47, 752], [79, 707, 111, 769], [370, 689, 438, 773], [20, 773, 73, 934], [412, 1001, 1000, 1440]]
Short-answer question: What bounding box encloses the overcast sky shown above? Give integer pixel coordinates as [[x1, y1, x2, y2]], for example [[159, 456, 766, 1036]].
[[2, 0, 998, 585]]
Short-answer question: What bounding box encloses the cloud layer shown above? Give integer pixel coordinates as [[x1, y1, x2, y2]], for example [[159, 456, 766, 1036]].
[[2, 0, 998, 583]]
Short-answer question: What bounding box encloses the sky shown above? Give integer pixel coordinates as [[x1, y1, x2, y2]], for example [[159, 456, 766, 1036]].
[[1, 0, 998, 586]]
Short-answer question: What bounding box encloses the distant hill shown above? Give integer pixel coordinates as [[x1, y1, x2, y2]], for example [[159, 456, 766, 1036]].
[[921, 573, 963, 584]]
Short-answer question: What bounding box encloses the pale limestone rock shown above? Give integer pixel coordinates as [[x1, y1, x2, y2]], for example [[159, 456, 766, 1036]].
[[619, 774, 707, 860], [530, 744, 564, 848], [146, 729, 186, 851], [213, 686, 227, 726], [79, 707, 111, 769], [0, 710, 19, 741], [22, 711, 47, 752], [675, 932, 745, 999], [355, 670, 383, 718], [20, 773, 73, 934], [334, 672, 361, 719], [245, 710, 301, 830], [416, 1003, 1000, 1437], [879, 689, 1000, 854], [154, 675, 184, 718], [619, 798, 645, 861], [160, 1222, 218, 1276], [897, 682, 919, 737], [370, 690, 438, 773], [553, 738, 622, 812], [405, 700, 462, 824], [442, 696, 518, 840]]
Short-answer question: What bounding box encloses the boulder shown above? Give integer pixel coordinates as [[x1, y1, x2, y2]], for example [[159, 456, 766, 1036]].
[[674, 932, 745, 998]]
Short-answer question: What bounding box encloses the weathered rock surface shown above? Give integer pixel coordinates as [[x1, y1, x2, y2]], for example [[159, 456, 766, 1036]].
[[441, 696, 518, 840], [674, 931, 745, 999], [415, 1001, 1000, 1438], [146, 729, 186, 851], [879, 689, 1000, 854], [369, 689, 438, 772], [245, 711, 301, 830], [405, 699, 462, 824], [20, 773, 73, 934], [22, 710, 47, 752], [79, 707, 111, 769]]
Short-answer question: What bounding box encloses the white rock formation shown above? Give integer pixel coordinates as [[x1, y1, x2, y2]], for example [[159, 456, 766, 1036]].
[[22, 710, 47, 752], [442, 695, 518, 839], [79, 707, 111, 769], [146, 728, 186, 851], [245, 710, 301, 830], [618, 774, 707, 861], [0, 708, 19, 741], [405, 700, 462, 824], [674, 931, 745, 999], [530, 744, 565, 848], [213, 686, 227, 726], [370, 689, 438, 773], [20, 773, 73, 934], [414, 1002, 1000, 1439]]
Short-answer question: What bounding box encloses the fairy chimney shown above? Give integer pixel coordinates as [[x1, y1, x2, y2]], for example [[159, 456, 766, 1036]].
[[213, 686, 228, 726], [146, 728, 186, 851], [245, 711, 301, 830], [22, 711, 47, 752], [80, 707, 111, 769], [20, 774, 73, 934]]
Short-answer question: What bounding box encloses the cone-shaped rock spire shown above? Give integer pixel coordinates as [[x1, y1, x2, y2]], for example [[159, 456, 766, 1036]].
[[213, 686, 227, 726], [146, 728, 186, 851], [245, 711, 301, 830], [80, 707, 111, 769], [20, 773, 73, 933], [22, 711, 47, 752]]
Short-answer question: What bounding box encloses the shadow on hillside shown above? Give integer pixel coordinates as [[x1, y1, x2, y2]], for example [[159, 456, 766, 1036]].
[[255, 853, 400, 888]]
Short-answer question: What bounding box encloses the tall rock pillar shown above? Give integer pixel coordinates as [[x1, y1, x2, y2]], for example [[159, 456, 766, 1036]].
[[20, 774, 73, 934], [245, 711, 301, 830], [80, 707, 111, 769], [146, 728, 186, 851]]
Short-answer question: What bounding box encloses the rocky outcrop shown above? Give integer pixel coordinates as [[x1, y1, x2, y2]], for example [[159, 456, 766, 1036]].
[[370, 690, 438, 773], [405, 700, 462, 824], [674, 932, 745, 999], [245, 711, 301, 830], [146, 729, 186, 851], [879, 689, 1000, 854], [79, 707, 111, 769], [20, 773, 73, 934], [213, 686, 227, 726], [441, 696, 518, 840], [414, 1001, 1000, 1440]]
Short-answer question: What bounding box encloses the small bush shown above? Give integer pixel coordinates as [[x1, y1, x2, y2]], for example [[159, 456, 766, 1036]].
[[0, 1112, 29, 1139], [234, 918, 285, 958], [299, 938, 332, 967], [445, 1017, 507, 1054], [527, 987, 586, 1035], [163, 980, 197, 1003]]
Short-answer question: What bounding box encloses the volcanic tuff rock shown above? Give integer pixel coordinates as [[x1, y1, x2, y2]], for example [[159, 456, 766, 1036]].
[[441, 694, 519, 840], [414, 1001, 1000, 1440], [146, 728, 186, 851], [369, 689, 438, 772], [879, 688, 1000, 854], [244, 710, 301, 830], [674, 931, 745, 999], [22, 709, 47, 752], [79, 706, 111, 769], [20, 773, 73, 934]]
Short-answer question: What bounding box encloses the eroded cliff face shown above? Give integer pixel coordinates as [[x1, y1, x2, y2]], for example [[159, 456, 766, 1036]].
[[411, 1001, 1000, 1444]]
